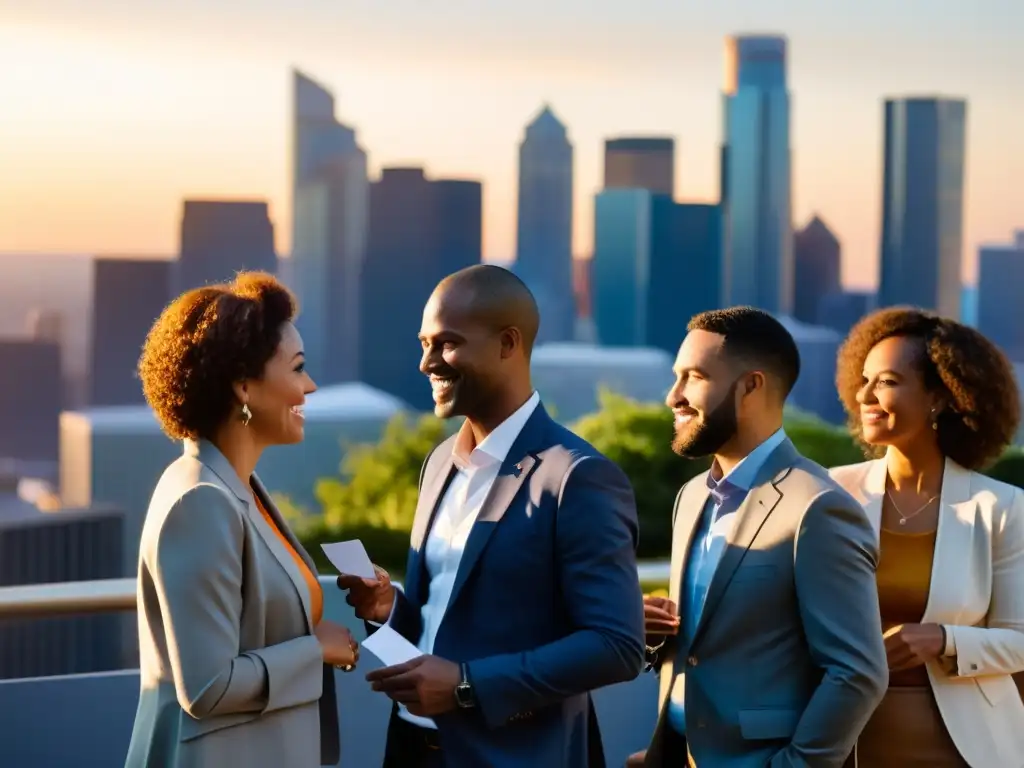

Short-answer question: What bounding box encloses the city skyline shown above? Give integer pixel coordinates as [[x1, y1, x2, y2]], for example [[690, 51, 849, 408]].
[[2, 2, 1022, 289]]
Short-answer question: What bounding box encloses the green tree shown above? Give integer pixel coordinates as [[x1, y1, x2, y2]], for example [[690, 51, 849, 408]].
[[316, 412, 452, 531], [296, 390, 1024, 570], [294, 413, 453, 574], [571, 389, 708, 557]]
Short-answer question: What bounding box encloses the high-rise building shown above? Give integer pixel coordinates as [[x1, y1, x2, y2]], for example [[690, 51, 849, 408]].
[[793, 215, 842, 324], [721, 34, 793, 314], [603, 137, 675, 196], [176, 200, 277, 293], [359, 168, 482, 409], [592, 190, 652, 347], [646, 201, 723, 355], [26, 308, 73, 407], [514, 105, 575, 343], [89, 258, 171, 406], [0, 339, 61, 462], [0, 501, 124, 679], [25, 308, 64, 346], [878, 97, 967, 317], [289, 71, 369, 384], [817, 290, 876, 335], [978, 239, 1024, 362], [592, 190, 722, 351]]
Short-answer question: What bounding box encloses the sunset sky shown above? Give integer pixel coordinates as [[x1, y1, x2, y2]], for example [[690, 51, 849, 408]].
[[1, 0, 1021, 289]]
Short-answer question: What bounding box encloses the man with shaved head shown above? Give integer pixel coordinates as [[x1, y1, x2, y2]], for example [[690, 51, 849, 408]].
[[339, 264, 646, 767]]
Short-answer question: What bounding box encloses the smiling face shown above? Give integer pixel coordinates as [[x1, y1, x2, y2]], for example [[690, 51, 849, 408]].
[[857, 335, 941, 450], [242, 321, 316, 445], [665, 329, 745, 458], [418, 290, 506, 421]]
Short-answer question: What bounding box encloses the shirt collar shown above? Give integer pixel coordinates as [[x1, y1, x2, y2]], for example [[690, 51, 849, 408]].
[[708, 427, 787, 493], [452, 391, 541, 471]]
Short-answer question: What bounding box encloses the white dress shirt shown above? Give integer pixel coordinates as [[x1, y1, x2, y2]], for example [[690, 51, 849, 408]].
[[396, 391, 541, 729]]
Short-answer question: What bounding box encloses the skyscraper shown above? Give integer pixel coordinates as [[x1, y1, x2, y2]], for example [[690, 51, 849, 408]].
[[977, 239, 1024, 362], [603, 137, 675, 196], [721, 34, 793, 314], [592, 191, 722, 352], [646, 201, 723, 355], [878, 97, 967, 317], [176, 200, 277, 292], [793, 215, 842, 324], [515, 105, 574, 343], [290, 70, 369, 384], [0, 339, 61, 462], [359, 168, 482, 409], [89, 258, 171, 406], [592, 189, 652, 347]]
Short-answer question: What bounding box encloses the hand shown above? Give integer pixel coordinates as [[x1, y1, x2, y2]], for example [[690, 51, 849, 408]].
[[884, 623, 945, 671], [315, 620, 359, 669], [365, 655, 461, 717], [625, 750, 646, 767], [644, 595, 680, 638], [337, 564, 395, 623]]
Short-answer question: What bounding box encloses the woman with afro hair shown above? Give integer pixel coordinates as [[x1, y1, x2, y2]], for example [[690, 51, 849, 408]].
[[126, 272, 356, 768], [830, 306, 1024, 766]]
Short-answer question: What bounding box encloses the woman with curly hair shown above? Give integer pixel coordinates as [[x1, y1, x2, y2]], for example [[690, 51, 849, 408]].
[[125, 272, 357, 768], [830, 306, 1024, 767]]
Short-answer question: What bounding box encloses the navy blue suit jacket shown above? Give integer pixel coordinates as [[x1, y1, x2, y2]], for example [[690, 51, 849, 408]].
[[384, 403, 645, 767]]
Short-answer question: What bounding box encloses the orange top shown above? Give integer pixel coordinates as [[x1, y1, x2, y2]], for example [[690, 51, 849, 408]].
[[254, 494, 324, 627], [877, 526, 937, 686]]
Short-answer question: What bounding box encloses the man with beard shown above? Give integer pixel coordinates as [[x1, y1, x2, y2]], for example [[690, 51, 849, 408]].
[[338, 264, 645, 768], [627, 307, 887, 768]]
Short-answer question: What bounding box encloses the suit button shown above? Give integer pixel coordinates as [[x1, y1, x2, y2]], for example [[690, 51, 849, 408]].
[[687, 656, 698, 666], [697, 720, 706, 729]]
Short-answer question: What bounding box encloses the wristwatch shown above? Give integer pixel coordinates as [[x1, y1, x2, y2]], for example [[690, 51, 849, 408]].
[[454, 663, 476, 708]]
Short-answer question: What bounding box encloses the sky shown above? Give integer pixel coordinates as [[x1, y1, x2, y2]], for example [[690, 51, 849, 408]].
[[1, 0, 1021, 289]]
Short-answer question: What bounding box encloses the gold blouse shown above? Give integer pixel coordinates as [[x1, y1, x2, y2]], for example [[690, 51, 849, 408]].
[[877, 526, 937, 686]]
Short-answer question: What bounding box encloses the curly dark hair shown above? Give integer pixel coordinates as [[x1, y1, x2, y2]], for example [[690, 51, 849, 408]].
[[836, 306, 1020, 470], [138, 271, 298, 440]]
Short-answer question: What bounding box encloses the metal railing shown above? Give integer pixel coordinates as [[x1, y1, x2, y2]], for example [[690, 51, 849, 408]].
[[0, 576, 339, 619], [0, 577, 136, 618], [0, 563, 671, 619]]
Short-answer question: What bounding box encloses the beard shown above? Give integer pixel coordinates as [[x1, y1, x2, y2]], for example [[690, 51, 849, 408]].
[[671, 379, 740, 458]]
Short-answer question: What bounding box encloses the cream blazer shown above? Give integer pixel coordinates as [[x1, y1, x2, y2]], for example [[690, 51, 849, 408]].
[[830, 457, 1024, 768], [125, 439, 338, 768]]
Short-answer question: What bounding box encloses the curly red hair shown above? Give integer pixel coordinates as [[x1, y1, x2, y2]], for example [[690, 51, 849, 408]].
[[836, 307, 1020, 469], [138, 271, 297, 440]]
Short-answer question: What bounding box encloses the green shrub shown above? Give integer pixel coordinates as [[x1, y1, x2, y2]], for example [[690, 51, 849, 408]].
[[573, 390, 707, 557], [294, 391, 1024, 564]]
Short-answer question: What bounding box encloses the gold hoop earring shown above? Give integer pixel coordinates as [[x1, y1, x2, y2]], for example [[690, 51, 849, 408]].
[[241, 403, 252, 426]]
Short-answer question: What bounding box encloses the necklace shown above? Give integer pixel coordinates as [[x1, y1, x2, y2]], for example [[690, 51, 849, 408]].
[[885, 489, 939, 526]]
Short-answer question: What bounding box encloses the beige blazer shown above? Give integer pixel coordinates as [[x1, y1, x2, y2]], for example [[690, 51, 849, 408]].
[[831, 458, 1024, 768], [125, 439, 338, 768]]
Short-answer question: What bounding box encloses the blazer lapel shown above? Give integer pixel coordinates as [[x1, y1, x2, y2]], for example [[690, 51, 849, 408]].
[[921, 458, 977, 624], [251, 475, 319, 571], [862, 459, 887, 533], [188, 440, 314, 631], [866, 454, 977, 624], [689, 439, 797, 649], [246, 479, 315, 632], [668, 475, 711, 607], [407, 443, 456, 605], [444, 407, 547, 613]]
